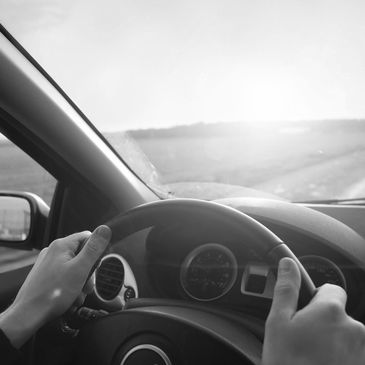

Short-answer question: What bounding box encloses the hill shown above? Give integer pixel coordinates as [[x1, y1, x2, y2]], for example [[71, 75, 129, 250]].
[[125, 119, 365, 139]]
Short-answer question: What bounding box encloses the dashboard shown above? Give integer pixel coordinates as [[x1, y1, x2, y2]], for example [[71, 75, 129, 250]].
[[91, 198, 365, 321], [180, 248, 346, 302], [93, 253, 139, 311]]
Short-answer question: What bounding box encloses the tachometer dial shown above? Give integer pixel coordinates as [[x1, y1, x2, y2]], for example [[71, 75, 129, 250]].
[[180, 243, 238, 301], [299, 255, 347, 290]]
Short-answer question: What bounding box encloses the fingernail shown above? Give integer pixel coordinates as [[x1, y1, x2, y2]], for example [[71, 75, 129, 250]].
[[278, 258, 292, 274], [94, 225, 112, 241]]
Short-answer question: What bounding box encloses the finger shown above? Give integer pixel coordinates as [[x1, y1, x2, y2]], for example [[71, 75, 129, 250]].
[[83, 276, 94, 294], [61, 231, 91, 242], [74, 225, 111, 273], [30, 247, 49, 271], [50, 231, 91, 253], [309, 283, 347, 309], [72, 292, 87, 309], [67, 293, 88, 316], [34, 247, 48, 267], [269, 258, 301, 320]]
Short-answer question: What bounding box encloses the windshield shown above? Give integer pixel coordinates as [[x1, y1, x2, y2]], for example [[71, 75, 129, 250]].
[[2, 1, 365, 202]]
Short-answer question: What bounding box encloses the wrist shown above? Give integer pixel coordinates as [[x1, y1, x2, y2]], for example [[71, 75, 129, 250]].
[[0, 301, 48, 348]]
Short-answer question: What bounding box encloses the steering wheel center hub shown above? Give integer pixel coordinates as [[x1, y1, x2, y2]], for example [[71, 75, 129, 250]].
[[120, 344, 172, 365]]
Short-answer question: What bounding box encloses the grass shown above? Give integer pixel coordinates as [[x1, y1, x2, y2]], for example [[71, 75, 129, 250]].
[[110, 122, 365, 201]]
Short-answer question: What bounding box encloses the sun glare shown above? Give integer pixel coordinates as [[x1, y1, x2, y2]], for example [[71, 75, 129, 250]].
[[204, 68, 308, 124]]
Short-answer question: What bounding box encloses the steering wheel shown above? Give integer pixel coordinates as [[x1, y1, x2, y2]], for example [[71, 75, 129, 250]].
[[74, 199, 316, 365]]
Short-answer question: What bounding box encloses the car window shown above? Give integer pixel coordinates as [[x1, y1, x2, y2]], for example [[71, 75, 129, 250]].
[[0, 134, 56, 205], [0, 133, 56, 272], [3, 1, 365, 203]]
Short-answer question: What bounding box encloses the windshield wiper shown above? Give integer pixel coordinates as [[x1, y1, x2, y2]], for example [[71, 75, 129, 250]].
[[295, 197, 365, 205]]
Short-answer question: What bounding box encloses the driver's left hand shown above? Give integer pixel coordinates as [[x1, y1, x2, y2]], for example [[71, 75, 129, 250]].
[[0, 225, 111, 348]]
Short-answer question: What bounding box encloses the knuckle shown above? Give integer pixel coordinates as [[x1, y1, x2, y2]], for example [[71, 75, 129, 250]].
[[34, 248, 49, 265], [40, 247, 48, 255], [49, 239, 62, 250], [324, 300, 344, 319], [321, 283, 332, 290], [39, 247, 49, 257], [321, 283, 347, 298], [351, 321, 365, 339]]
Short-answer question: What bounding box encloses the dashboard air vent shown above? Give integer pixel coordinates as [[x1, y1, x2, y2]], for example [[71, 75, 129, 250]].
[[95, 255, 125, 301]]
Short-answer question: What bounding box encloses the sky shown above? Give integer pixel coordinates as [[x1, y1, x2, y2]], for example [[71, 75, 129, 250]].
[[1, 0, 365, 131]]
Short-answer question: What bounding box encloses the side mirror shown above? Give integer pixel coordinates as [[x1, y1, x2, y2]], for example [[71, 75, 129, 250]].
[[0, 192, 49, 249], [0, 196, 31, 241]]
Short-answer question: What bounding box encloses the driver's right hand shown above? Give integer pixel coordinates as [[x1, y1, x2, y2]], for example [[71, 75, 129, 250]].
[[262, 257, 365, 365]]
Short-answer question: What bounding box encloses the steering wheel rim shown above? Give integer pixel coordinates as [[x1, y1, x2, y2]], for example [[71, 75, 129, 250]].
[[73, 199, 317, 365], [107, 198, 316, 305]]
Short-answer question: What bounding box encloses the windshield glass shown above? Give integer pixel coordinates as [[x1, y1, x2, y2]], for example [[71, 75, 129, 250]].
[[2, 1, 365, 202]]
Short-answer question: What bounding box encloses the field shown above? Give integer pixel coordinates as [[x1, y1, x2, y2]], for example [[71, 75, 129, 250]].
[[109, 120, 365, 202], [1, 120, 365, 269], [0, 143, 56, 205], [2, 120, 365, 203]]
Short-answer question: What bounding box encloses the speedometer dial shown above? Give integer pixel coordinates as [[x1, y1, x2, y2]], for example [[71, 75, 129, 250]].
[[180, 243, 238, 301], [299, 255, 347, 290]]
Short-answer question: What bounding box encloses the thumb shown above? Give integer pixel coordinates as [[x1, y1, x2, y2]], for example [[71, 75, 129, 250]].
[[75, 225, 111, 273], [269, 258, 301, 321]]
